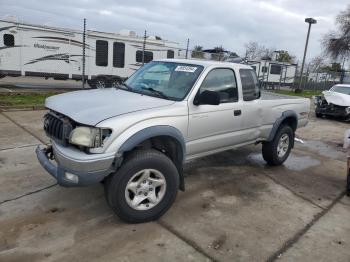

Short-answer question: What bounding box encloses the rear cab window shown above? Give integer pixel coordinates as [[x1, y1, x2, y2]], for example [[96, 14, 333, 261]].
[[239, 69, 260, 101]]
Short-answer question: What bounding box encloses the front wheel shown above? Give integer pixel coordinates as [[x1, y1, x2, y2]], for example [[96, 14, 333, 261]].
[[105, 149, 179, 223], [262, 125, 294, 166]]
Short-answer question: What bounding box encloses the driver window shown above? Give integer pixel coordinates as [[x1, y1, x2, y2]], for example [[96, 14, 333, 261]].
[[200, 68, 238, 103]]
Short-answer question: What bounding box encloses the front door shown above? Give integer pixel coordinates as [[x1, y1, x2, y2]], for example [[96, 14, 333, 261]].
[[187, 68, 243, 157]]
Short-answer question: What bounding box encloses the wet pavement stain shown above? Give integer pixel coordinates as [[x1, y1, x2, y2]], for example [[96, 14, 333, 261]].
[[297, 140, 346, 161], [282, 155, 320, 171]]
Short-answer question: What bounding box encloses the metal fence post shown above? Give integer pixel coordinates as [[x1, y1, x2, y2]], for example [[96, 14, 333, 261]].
[[142, 30, 147, 65], [185, 38, 189, 59], [82, 18, 86, 89]]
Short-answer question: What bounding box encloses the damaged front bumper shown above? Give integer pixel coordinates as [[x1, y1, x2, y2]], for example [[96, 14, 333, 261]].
[[315, 99, 350, 119], [36, 142, 116, 187]]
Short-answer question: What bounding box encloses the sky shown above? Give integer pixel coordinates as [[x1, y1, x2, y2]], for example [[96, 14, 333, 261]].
[[0, 0, 348, 63]]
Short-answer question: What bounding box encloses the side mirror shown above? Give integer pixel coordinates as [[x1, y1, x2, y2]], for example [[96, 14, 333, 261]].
[[194, 90, 220, 105]]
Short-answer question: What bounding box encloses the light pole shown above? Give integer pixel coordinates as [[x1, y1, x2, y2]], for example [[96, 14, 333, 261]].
[[296, 17, 317, 93]]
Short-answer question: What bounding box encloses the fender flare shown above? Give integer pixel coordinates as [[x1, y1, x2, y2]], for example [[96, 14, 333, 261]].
[[267, 110, 298, 142], [118, 125, 186, 191]]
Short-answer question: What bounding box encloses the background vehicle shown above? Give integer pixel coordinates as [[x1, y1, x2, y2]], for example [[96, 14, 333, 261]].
[[315, 84, 350, 120], [36, 59, 310, 223], [0, 19, 181, 88]]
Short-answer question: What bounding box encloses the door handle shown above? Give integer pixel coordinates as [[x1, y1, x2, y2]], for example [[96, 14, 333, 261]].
[[234, 110, 242, 116]]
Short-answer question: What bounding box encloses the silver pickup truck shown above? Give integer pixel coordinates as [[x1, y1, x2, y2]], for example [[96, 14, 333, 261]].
[[36, 59, 310, 223]]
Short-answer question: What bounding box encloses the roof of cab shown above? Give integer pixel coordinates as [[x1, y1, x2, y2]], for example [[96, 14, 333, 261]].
[[155, 58, 253, 69], [334, 84, 350, 88]]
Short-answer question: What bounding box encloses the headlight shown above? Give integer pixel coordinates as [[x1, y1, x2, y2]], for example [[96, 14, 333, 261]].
[[345, 107, 350, 115], [69, 127, 102, 148]]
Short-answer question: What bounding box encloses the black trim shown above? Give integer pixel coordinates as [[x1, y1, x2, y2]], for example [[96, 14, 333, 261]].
[[72, 74, 86, 80], [267, 111, 298, 142], [0, 45, 24, 51], [25, 71, 69, 79], [0, 70, 21, 77], [0, 26, 16, 32]]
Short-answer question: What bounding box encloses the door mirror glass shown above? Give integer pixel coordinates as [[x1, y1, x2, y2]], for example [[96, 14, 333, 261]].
[[194, 90, 220, 105]]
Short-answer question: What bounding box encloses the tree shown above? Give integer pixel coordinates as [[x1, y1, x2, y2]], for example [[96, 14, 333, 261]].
[[244, 41, 275, 60], [211, 46, 225, 61], [191, 45, 204, 59], [320, 62, 342, 72], [308, 55, 326, 72], [322, 5, 350, 60], [275, 50, 295, 63]]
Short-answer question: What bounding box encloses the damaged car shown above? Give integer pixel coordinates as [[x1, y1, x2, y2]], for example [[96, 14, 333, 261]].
[[315, 84, 350, 120]]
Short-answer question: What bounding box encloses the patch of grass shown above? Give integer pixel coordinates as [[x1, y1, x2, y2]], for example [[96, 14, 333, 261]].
[[0, 92, 58, 107], [271, 89, 323, 98]]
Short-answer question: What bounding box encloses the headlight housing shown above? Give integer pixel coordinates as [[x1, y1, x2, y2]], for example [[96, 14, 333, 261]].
[[345, 107, 350, 115], [69, 126, 104, 148]]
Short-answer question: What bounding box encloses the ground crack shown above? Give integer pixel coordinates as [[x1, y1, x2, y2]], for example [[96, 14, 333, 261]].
[[0, 183, 57, 205], [267, 190, 347, 262]]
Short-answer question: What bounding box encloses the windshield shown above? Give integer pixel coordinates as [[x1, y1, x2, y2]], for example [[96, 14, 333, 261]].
[[124, 61, 204, 100], [331, 85, 350, 95]]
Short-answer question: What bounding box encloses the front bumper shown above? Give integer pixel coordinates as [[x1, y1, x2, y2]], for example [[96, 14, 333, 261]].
[[316, 104, 350, 118], [36, 143, 115, 187]]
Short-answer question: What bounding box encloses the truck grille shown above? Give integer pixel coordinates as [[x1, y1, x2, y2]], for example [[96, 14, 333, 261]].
[[44, 113, 64, 140]]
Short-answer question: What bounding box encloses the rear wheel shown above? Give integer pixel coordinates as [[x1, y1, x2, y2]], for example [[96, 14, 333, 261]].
[[105, 149, 179, 223], [87, 78, 107, 89], [95, 78, 107, 89], [110, 78, 122, 88], [262, 125, 294, 166]]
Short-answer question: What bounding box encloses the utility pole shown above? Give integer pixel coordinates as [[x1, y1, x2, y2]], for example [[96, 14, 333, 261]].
[[296, 17, 317, 93], [82, 18, 86, 89], [142, 30, 147, 65], [185, 38, 189, 59]]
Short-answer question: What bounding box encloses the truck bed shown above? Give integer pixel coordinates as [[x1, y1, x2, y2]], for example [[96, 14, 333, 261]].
[[261, 91, 303, 100]]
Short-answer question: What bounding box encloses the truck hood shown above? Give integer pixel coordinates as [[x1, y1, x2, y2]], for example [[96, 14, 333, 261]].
[[322, 90, 350, 107], [45, 88, 175, 126]]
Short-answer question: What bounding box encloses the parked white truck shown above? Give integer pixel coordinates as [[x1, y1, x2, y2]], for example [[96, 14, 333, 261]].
[[36, 59, 310, 223]]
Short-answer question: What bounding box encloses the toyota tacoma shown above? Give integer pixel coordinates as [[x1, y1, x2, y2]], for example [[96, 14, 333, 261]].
[[36, 59, 310, 223]]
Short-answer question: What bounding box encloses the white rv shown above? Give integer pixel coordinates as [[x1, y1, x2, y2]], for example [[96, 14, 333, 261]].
[[0, 19, 182, 88], [247, 60, 297, 86]]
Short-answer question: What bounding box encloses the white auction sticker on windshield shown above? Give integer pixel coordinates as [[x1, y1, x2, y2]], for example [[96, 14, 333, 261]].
[[175, 66, 197, 73]]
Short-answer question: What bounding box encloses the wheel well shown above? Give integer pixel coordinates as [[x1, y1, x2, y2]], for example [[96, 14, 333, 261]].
[[281, 116, 297, 131], [123, 135, 185, 190]]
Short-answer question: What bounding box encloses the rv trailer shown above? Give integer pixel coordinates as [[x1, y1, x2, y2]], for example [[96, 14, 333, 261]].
[[246, 60, 297, 86], [0, 19, 182, 88]]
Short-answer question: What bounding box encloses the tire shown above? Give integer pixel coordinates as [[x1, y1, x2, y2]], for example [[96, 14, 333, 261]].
[[105, 149, 179, 223], [262, 125, 294, 166], [88, 78, 107, 89], [109, 78, 122, 88], [315, 112, 322, 118]]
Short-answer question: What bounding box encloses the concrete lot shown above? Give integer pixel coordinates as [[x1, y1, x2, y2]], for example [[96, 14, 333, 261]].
[[0, 109, 349, 262]]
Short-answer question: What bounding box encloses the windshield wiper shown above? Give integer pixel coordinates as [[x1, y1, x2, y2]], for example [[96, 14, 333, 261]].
[[141, 87, 169, 99], [117, 82, 132, 90]]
